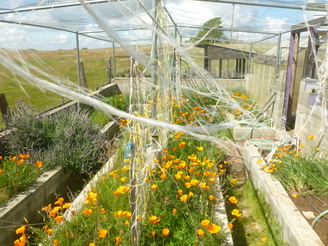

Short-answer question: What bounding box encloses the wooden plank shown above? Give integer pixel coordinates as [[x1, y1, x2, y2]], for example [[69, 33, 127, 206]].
[[0, 93, 10, 125]]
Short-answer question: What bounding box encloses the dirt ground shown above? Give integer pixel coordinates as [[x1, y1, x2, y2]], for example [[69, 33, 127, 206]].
[[290, 194, 328, 245]]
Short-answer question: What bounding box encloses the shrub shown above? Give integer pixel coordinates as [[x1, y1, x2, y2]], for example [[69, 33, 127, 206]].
[[5, 104, 105, 175]]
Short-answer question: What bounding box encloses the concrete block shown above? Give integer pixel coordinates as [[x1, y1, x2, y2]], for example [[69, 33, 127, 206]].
[[233, 127, 275, 140]]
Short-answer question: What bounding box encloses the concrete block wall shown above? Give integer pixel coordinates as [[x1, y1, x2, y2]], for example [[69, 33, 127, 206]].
[[113, 77, 246, 95]]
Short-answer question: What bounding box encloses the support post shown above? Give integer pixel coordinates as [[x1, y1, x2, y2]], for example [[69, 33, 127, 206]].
[[106, 59, 112, 84], [112, 42, 116, 78], [76, 31, 81, 109], [304, 28, 319, 79], [129, 144, 138, 246], [275, 33, 282, 78], [283, 32, 300, 129], [151, 0, 159, 122], [248, 42, 253, 74], [0, 93, 10, 126], [79, 62, 88, 88]]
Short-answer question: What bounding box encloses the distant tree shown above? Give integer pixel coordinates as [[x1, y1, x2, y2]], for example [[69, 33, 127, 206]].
[[190, 17, 226, 44]]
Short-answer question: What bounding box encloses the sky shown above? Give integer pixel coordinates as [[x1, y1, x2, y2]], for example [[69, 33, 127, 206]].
[[0, 0, 325, 50]]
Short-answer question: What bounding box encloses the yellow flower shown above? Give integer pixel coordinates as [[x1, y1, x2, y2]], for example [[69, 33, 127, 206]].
[[151, 184, 158, 190], [100, 208, 106, 214], [208, 195, 217, 201], [172, 208, 177, 215], [89, 243, 95, 246], [196, 146, 204, 151], [178, 142, 186, 148], [228, 223, 233, 230], [262, 237, 268, 242], [83, 208, 92, 216], [55, 197, 64, 206], [160, 173, 167, 180], [188, 191, 194, 197], [308, 135, 314, 139], [231, 209, 242, 218], [122, 211, 132, 218], [231, 179, 237, 184], [62, 203, 71, 209], [15, 159, 24, 165], [54, 216, 64, 223], [98, 229, 108, 238], [185, 182, 192, 188], [200, 219, 211, 228], [175, 171, 184, 179], [149, 216, 161, 224], [208, 224, 221, 234], [151, 231, 156, 237], [162, 228, 170, 236], [35, 161, 43, 168], [229, 196, 238, 204], [0, 170, 2, 175], [115, 236, 121, 243], [120, 177, 127, 182], [16, 226, 26, 234], [49, 206, 61, 217], [190, 179, 199, 186], [180, 194, 188, 202], [53, 239, 60, 246], [197, 229, 204, 237]]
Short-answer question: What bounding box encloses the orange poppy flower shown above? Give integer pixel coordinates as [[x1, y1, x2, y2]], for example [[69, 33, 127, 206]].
[[208, 224, 221, 234], [200, 219, 210, 228], [98, 229, 108, 238], [15, 226, 26, 234], [197, 229, 204, 237], [162, 228, 170, 236]]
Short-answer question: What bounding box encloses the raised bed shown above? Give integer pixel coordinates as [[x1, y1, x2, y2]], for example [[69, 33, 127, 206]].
[[0, 83, 123, 245], [243, 141, 324, 246]]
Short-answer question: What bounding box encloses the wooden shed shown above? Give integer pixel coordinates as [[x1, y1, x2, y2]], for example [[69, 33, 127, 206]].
[[196, 43, 256, 78]]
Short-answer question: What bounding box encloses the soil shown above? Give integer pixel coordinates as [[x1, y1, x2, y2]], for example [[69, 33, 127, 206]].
[[289, 193, 328, 245]]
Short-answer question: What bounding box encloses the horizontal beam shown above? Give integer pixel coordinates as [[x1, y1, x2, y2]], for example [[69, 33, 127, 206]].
[[193, 0, 327, 12], [178, 25, 279, 35], [0, 0, 122, 15]]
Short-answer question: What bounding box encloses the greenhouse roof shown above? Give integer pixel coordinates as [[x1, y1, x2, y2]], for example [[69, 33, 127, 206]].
[[0, 0, 327, 48]]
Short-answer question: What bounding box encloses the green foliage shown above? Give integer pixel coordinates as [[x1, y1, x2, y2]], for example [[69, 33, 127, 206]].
[[5, 103, 105, 175], [89, 94, 130, 126], [272, 148, 328, 196], [190, 17, 226, 44], [0, 156, 43, 205]]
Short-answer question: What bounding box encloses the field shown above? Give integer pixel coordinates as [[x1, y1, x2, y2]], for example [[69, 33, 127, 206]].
[[0, 42, 275, 129]]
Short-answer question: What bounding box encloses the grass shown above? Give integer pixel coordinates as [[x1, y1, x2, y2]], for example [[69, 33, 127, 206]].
[[224, 178, 288, 246]]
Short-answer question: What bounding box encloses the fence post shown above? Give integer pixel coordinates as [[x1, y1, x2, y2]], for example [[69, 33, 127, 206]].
[[106, 59, 112, 84], [79, 62, 88, 88], [0, 93, 10, 126]]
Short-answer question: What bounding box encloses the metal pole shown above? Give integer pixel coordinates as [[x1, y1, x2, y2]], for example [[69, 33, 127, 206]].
[[248, 42, 253, 74], [230, 4, 235, 41], [151, 0, 159, 122], [112, 41, 116, 78], [76, 31, 81, 110], [275, 32, 282, 77]]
